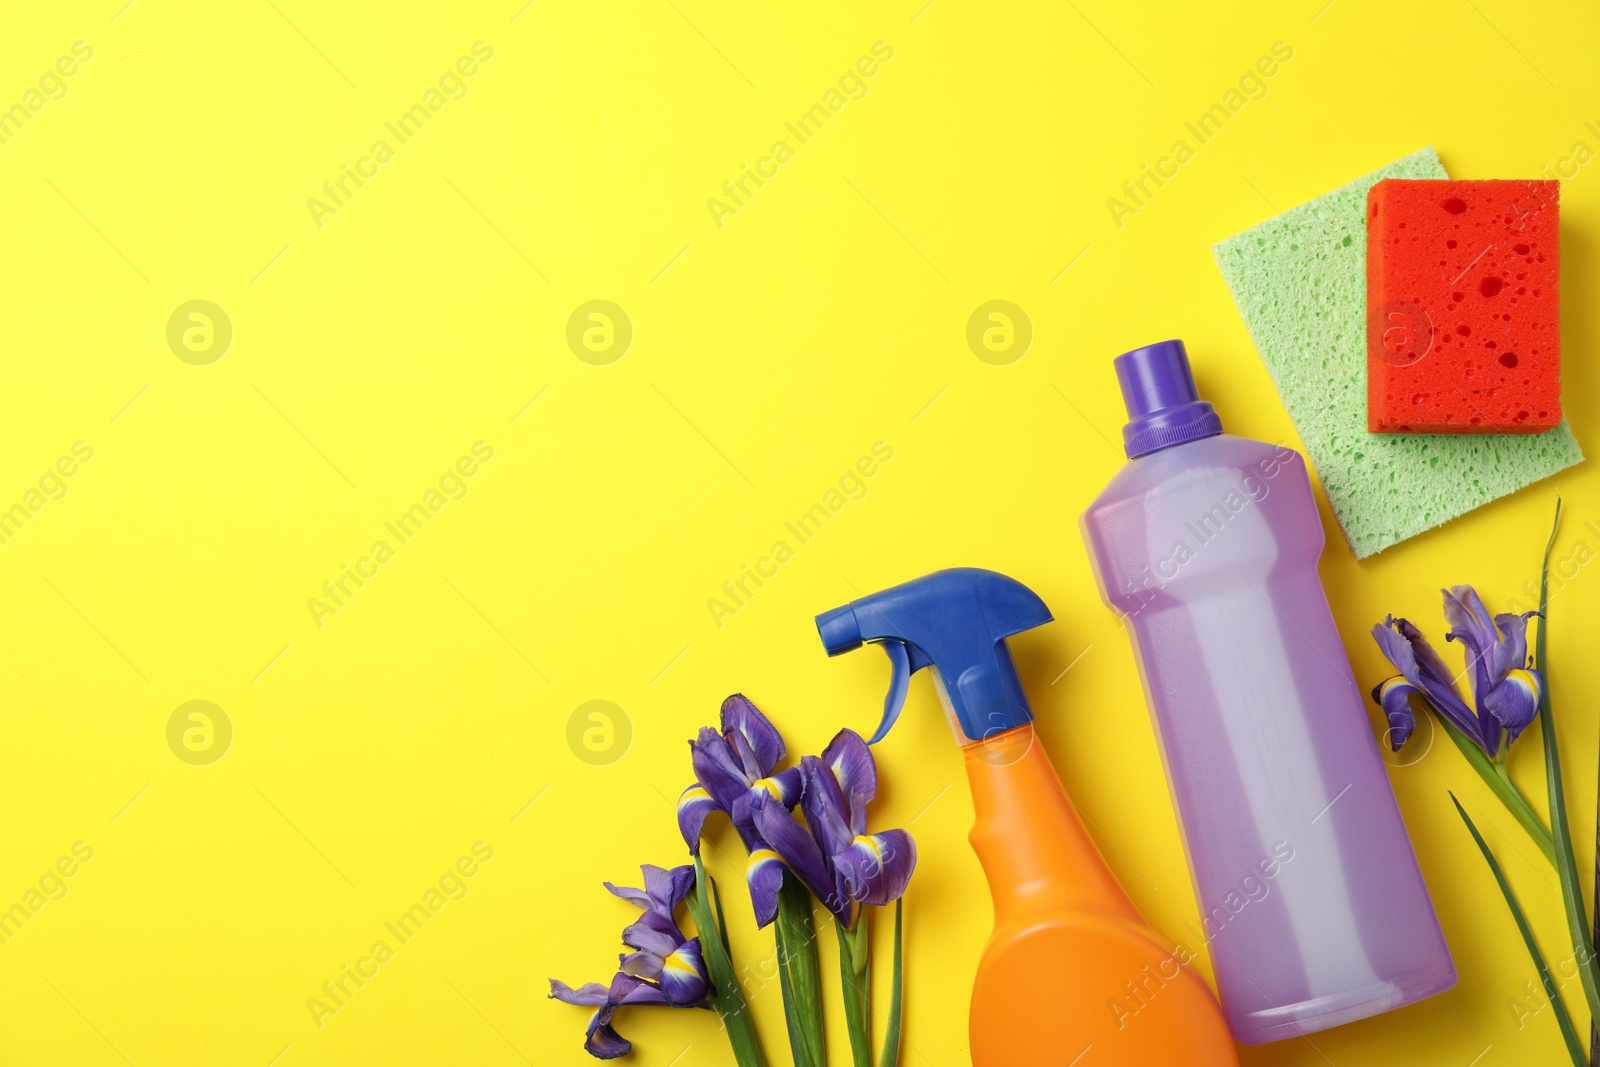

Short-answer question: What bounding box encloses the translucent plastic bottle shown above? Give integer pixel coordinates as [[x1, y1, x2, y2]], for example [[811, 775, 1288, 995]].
[[1079, 340, 1456, 1044]]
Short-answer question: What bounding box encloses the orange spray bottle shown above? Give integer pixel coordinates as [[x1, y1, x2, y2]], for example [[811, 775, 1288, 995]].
[[816, 568, 1237, 1066]]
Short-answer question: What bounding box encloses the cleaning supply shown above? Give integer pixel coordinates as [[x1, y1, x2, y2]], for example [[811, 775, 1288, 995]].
[[1080, 339, 1457, 1044], [1367, 177, 1561, 432], [815, 569, 1238, 1067], [1213, 146, 1583, 558]]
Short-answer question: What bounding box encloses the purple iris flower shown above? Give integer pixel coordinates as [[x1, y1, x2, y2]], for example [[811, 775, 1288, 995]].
[[606, 864, 707, 1007], [750, 728, 916, 927], [549, 973, 670, 1060], [1372, 585, 1543, 755], [676, 694, 803, 926], [549, 864, 709, 1059]]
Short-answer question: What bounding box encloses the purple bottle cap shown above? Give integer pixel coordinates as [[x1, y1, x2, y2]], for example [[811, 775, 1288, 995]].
[[1114, 339, 1223, 458]]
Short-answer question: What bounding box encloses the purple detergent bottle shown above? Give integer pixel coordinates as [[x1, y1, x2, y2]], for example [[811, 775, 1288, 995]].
[[1079, 340, 1456, 1044]]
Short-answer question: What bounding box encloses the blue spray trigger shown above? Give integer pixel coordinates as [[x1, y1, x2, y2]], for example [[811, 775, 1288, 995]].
[[815, 569, 1053, 744], [869, 641, 913, 745]]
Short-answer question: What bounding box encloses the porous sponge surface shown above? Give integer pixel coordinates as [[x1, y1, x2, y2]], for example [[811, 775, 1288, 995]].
[[1367, 178, 1561, 433], [1213, 147, 1583, 559]]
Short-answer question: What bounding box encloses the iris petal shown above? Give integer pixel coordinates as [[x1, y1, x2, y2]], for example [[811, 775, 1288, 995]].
[[1375, 616, 1490, 753], [665, 865, 695, 909], [613, 974, 668, 1007], [1371, 676, 1419, 751], [1484, 668, 1543, 742], [800, 755, 856, 863], [625, 908, 678, 941], [618, 950, 662, 980], [725, 724, 764, 783], [726, 793, 767, 853], [1395, 616, 1459, 690], [1443, 586, 1499, 655], [690, 728, 749, 810], [754, 766, 803, 808], [727, 768, 802, 852], [657, 939, 708, 1006], [752, 792, 849, 921], [637, 864, 673, 914], [549, 979, 609, 1007], [584, 975, 657, 1060], [584, 1016, 631, 1060], [676, 784, 719, 853], [721, 694, 787, 778], [602, 881, 650, 910], [639, 863, 693, 917], [838, 829, 917, 908], [1371, 618, 1421, 682], [821, 729, 877, 806], [1447, 627, 1504, 755], [1492, 611, 1537, 679], [745, 848, 787, 928], [620, 919, 679, 959], [555, 965, 681, 1060]]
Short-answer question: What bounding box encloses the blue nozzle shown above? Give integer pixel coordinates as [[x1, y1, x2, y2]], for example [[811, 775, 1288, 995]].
[[817, 604, 864, 656], [814, 568, 1053, 745]]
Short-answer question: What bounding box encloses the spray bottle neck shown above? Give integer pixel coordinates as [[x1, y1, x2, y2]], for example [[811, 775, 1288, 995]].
[[964, 724, 1145, 928], [932, 669, 1006, 746]]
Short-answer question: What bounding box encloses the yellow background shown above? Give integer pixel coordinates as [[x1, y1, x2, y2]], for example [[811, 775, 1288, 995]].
[[1, 1, 1597, 1064]]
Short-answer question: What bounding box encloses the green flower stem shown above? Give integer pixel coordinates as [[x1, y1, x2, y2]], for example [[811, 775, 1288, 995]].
[[1491, 751, 1555, 870], [1452, 792, 1587, 1066], [835, 912, 873, 1067], [1495, 763, 1560, 866], [711, 875, 733, 956], [1534, 500, 1600, 1025], [876, 900, 904, 1067], [1435, 713, 1558, 865], [773, 874, 825, 1067], [688, 856, 769, 1067]]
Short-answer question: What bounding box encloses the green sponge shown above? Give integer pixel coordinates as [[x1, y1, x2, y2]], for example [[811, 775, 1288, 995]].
[[1213, 147, 1583, 559]]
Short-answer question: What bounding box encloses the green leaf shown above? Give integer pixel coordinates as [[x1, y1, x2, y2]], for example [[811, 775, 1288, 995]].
[[774, 874, 825, 1067], [834, 913, 872, 1067], [688, 855, 769, 1067], [1533, 500, 1600, 1023], [875, 900, 904, 1067], [1434, 707, 1557, 865], [1451, 792, 1586, 1066]]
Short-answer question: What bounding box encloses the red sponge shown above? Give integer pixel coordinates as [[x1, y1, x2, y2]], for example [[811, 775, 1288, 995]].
[[1366, 179, 1560, 433]]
